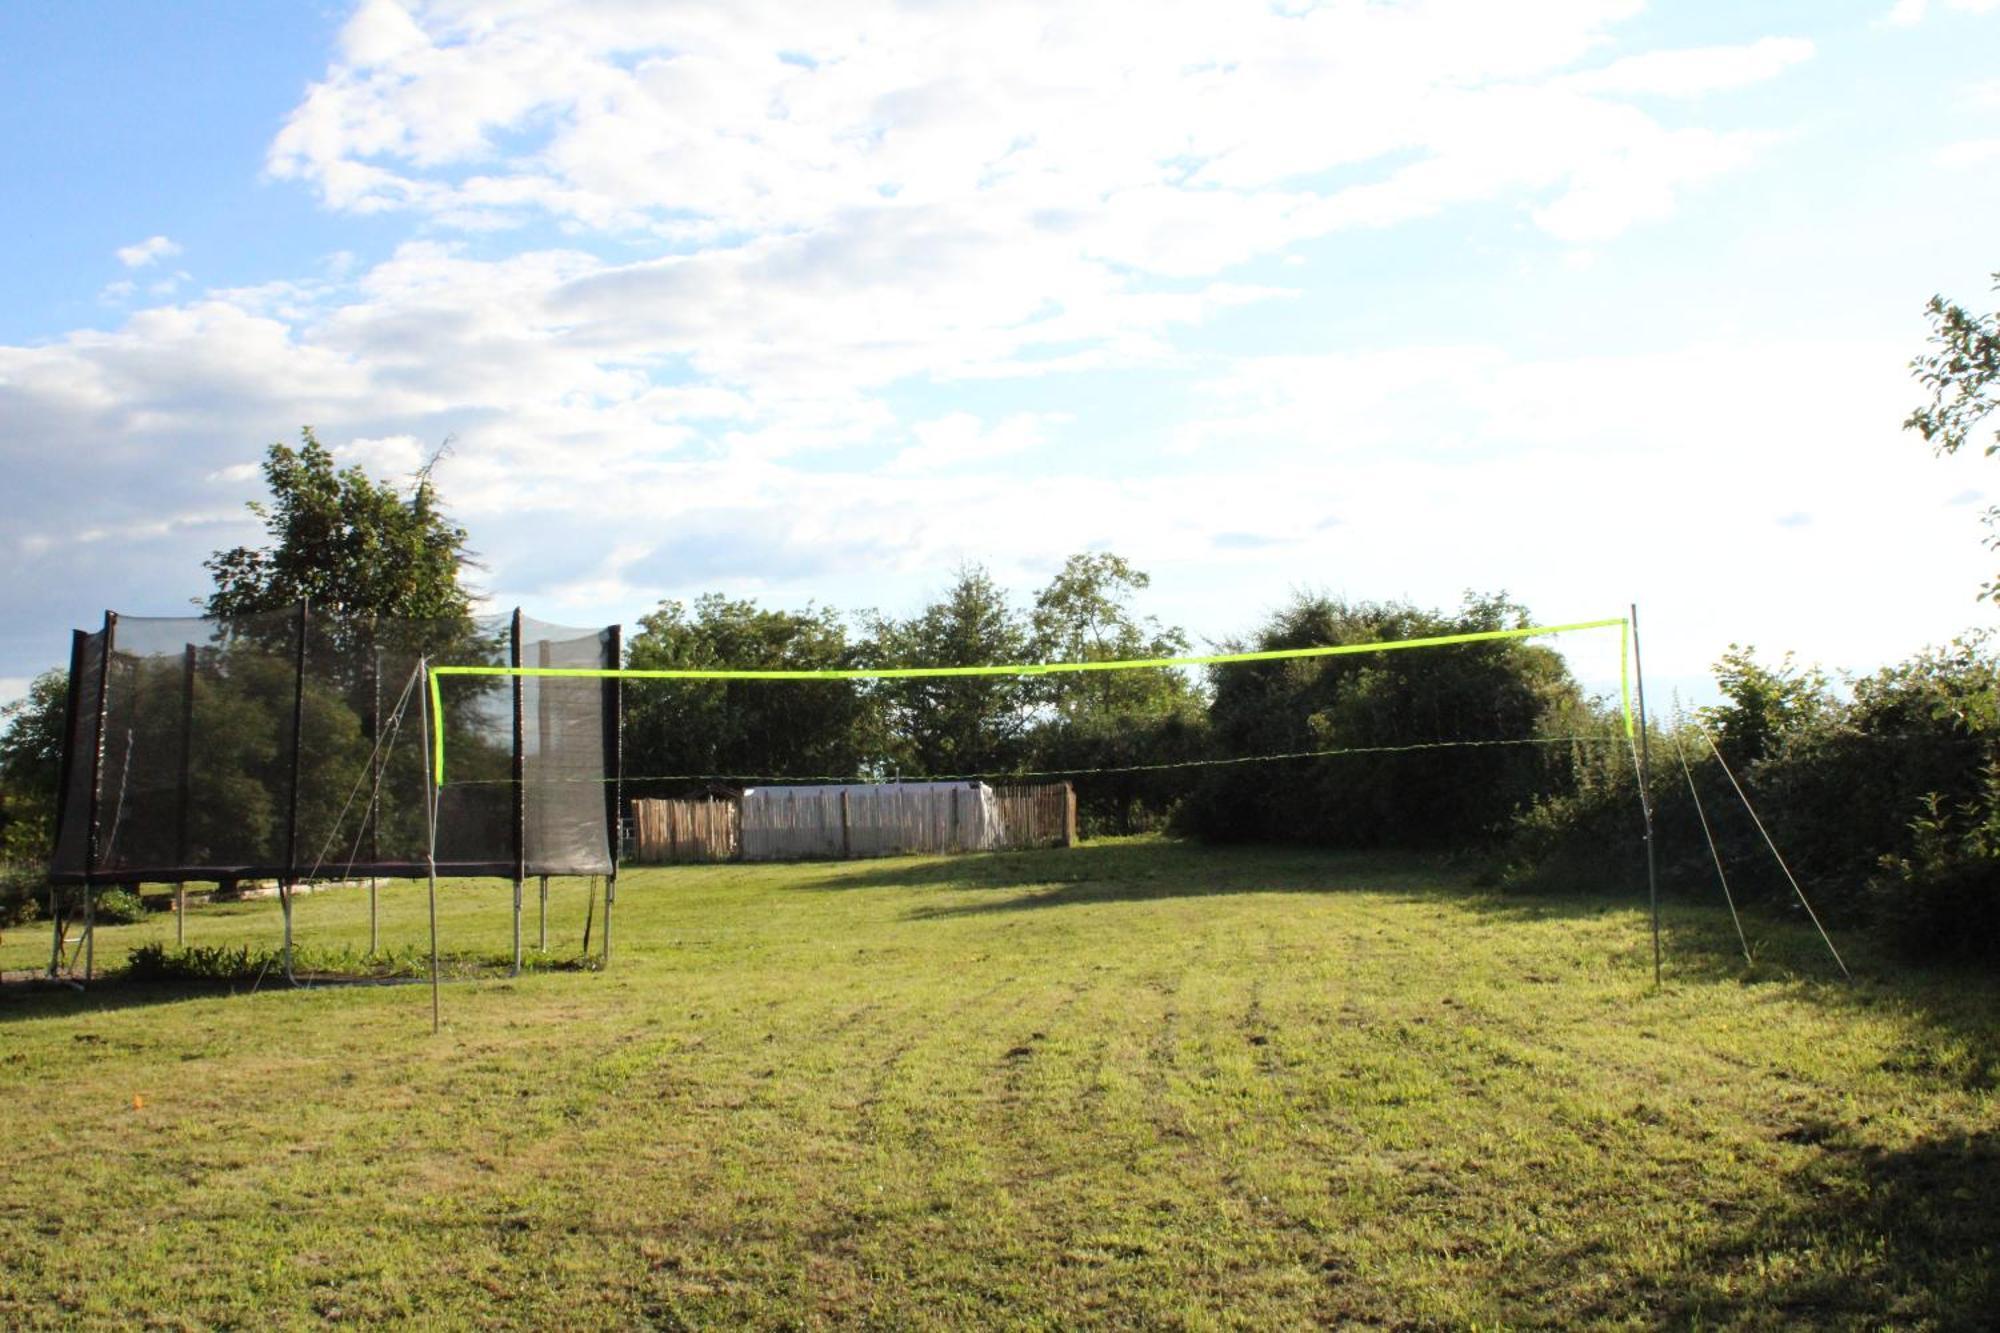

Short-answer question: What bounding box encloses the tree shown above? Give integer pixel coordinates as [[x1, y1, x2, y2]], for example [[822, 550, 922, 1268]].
[[865, 565, 1034, 777], [195, 429, 480, 881], [623, 595, 878, 792], [1025, 553, 1206, 833], [0, 669, 68, 864], [1029, 553, 1194, 721], [205, 428, 475, 626], [1177, 592, 1586, 849], [1700, 645, 1832, 768], [1907, 272, 2000, 601]]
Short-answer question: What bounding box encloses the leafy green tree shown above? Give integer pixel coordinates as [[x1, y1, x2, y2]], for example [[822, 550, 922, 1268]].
[[1907, 272, 2000, 601], [865, 565, 1033, 778], [1179, 592, 1586, 849], [624, 596, 877, 792], [1700, 646, 1833, 767], [205, 428, 475, 626], [193, 429, 484, 879], [1029, 553, 1194, 720], [1025, 553, 1206, 833], [0, 670, 68, 864]]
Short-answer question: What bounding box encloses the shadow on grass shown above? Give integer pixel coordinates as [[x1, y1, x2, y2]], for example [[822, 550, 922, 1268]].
[[800, 837, 2000, 1066], [1649, 1127, 2000, 1328], [0, 951, 598, 1024], [807, 837, 1478, 907]]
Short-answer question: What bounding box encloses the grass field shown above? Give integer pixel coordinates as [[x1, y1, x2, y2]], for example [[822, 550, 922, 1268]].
[[2, 838, 1996, 1329]]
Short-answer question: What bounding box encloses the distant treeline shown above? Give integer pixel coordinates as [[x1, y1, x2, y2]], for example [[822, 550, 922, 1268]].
[[6, 553, 1995, 964]]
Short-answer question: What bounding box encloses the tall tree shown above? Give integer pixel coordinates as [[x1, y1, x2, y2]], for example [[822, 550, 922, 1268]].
[[205, 428, 475, 625], [1907, 272, 2000, 602], [1178, 592, 1584, 849], [1026, 553, 1207, 833], [0, 669, 68, 864], [196, 429, 480, 879], [865, 565, 1033, 778], [1029, 552, 1194, 721], [623, 595, 877, 792]]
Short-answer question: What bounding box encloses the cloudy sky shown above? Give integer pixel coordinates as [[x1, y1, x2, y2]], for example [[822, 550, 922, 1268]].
[[3, 0, 1998, 709]]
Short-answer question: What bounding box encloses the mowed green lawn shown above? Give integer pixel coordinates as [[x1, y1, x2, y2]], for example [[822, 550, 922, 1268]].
[[2, 839, 1996, 1329]]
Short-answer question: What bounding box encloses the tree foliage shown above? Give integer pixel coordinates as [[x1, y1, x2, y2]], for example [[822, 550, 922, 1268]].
[[623, 595, 874, 793], [1907, 272, 2000, 601], [205, 428, 475, 627], [618, 556, 1206, 830], [866, 565, 1035, 778], [1026, 554, 1206, 833], [1179, 592, 1586, 849], [0, 669, 68, 863], [1699, 646, 1832, 767]]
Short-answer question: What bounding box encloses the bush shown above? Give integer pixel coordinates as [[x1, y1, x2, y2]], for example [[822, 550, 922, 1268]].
[[1, 861, 47, 927], [1178, 592, 1590, 850], [1870, 776, 2000, 963], [89, 887, 148, 925], [124, 941, 280, 984], [1498, 635, 2000, 967], [121, 940, 599, 985]]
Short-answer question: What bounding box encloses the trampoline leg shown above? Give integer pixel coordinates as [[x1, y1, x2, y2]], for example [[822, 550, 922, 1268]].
[[176, 883, 186, 947], [512, 878, 524, 977], [602, 872, 615, 966], [538, 876, 548, 951], [47, 883, 61, 978], [280, 881, 295, 984], [369, 877, 378, 956], [84, 887, 95, 981]]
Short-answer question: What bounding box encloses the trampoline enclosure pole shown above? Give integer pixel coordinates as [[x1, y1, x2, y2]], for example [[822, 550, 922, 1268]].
[[175, 644, 195, 946], [511, 609, 525, 977], [49, 630, 87, 979], [537, 637, 551, 952], [81, 611, 116, 981], [280, 600, 309, 984], [420, 656, 441, 1034], [604, 624, 622, 966]]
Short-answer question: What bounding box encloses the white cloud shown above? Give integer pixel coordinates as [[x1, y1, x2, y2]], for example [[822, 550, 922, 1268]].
[[115, 235, 182, 268], [1934, 138, 2000, 168], [337, 433, 426, 476], [1884, 0, 1999, 24], [340, 0, 430, 66], [1565, 37, 1815, 98], [267, 1, 1797, 260], [891, 411, 1065, 472]]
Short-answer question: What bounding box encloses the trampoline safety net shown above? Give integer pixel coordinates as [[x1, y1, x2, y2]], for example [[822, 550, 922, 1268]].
[[50, 606, 618, 885]]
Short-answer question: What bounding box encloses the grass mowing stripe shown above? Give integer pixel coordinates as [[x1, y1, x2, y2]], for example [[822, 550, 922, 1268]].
[[2, 837, 1996, 1328]]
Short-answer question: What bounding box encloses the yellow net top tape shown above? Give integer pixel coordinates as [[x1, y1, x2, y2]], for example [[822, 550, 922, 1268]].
[[428, 616, 1632, 785]]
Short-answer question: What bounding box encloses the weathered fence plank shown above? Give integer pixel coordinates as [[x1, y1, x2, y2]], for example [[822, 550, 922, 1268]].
[[630, 798, 739, 863], [631, 781, 1074, 864]]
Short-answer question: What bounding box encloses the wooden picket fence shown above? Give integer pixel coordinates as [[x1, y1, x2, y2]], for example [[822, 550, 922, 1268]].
[[991, 783, 1077, 849], [629, 798, 739, 863], [628, 782, 1074, 864]]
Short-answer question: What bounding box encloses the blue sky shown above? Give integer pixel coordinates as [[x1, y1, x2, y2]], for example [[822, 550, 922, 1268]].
[[3, 0, 1998, 711]]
